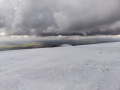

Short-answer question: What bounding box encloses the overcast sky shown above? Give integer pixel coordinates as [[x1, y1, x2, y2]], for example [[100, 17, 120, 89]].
[[0, 0, 120, 36]]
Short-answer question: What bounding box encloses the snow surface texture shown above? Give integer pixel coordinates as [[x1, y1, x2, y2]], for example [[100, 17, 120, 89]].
[[0, 42, 120, 90]]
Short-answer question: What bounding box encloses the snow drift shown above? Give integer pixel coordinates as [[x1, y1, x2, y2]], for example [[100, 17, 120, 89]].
[[0, 42, 120, 90]]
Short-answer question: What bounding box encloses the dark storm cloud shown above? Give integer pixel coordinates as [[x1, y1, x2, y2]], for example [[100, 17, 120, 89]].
[[87, 28, 120, 36], [0, 0, 120, 36]]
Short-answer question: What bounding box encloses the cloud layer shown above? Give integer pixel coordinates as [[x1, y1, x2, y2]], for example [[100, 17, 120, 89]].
[[0, 0, 120, 36]]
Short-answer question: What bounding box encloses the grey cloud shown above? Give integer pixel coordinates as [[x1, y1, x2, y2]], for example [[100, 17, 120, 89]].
[[0, 0, 120, 36], [0, 12, 5, 28], [87, 28, 120, 36]]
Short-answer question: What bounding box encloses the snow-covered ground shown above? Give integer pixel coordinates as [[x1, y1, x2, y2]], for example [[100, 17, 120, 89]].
[[0, 42, 120, 90]]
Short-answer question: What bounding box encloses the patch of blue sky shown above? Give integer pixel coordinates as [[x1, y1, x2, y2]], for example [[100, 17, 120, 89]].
[[39, 0, 45, 6], [15, 0, 21, 10]]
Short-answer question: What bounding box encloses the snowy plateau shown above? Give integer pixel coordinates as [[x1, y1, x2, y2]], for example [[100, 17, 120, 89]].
[[0, 42, 120, 90]]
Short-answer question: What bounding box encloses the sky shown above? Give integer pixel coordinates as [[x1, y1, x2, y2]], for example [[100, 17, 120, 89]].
[[0, 0, 120, 36]]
